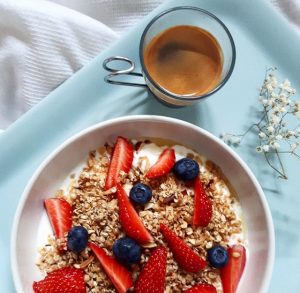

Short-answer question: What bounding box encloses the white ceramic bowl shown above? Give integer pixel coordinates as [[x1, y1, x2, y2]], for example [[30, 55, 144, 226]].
[[11, 115, 274, 293]]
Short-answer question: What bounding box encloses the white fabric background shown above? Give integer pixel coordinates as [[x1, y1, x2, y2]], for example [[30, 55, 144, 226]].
[[0, 0, 299, 130]]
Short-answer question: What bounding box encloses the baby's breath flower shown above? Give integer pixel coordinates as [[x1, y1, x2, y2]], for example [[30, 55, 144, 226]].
[[221, 68, 300, 179], [279, 79, 293, 92], [266, 83, 273, 92], [279, 107, 286, 113], [220, 132, 226, 139], [268, 98, 276, 107], [256, 146, 262, 153], [231, 137, 241, 145], [294, 101, 300, 113], [267, 126, 275, 133], [270, 115, 280, 124], [290, 143, 297, 152], [270, 75, 277, 87], [262, 145, 270, 152], [219, 133, 242, 146], [278, 94, 290, 106], [271, 91, 278, 97], [286, 130, 295, 138], [271, 142, 280, 150]]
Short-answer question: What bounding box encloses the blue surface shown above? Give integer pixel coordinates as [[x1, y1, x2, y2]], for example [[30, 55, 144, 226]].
[[1, 0, 300, 292]]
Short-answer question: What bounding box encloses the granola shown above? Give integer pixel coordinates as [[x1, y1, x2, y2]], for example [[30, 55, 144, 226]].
[[36, 138, 245, 293]]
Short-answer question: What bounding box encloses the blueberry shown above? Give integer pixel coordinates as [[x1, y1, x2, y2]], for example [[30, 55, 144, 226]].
[[207, 245, 229, 268], [113, 237, 141, 266], [67, 226, 88, 253], [129, 183, 152, 205], [173, 158, 199, 181]]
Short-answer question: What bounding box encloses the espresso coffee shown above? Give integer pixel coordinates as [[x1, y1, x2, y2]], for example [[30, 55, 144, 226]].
[[144, 25, 223, 96]]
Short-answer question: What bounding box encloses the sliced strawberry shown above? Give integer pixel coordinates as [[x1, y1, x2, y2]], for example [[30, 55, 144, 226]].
[[105, 136, 134, 190], [220, 245, 246, 293], [116, 184, 153, 244], [183, 283, 217, 293], [145, 148, 175, 179], [33, 267, 85, 293], [135, 246, 168, 293], [160, 223, 206, 273], [192, 177, 212, 227], [44, 198, 72, 239], [89, 242, 133, 293]]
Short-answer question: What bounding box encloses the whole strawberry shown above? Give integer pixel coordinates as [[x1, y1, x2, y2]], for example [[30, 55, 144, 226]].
[[33, 267, 85, 293], [135, 246, 168, 293], [160, 223, 206, 273]]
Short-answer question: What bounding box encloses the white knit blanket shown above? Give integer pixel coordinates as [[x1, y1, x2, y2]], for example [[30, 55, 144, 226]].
[[0, 0, 299, 130]]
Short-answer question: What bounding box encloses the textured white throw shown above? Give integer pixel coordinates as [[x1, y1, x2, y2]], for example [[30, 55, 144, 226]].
[[0, 0, 299, 130]]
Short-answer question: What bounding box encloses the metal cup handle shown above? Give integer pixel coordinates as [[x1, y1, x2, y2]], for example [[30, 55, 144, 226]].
[[103, 56, 147, 88]]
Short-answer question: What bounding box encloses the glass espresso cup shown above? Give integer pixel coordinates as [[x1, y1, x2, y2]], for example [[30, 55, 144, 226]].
[[103, 6, 236, 106]]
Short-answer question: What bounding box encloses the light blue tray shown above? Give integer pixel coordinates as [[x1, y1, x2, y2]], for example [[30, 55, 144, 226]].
[[1, 0, 299, 292]]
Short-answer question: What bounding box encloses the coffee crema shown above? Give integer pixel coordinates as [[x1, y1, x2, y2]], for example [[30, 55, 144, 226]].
[[144, 25, 223, 97]]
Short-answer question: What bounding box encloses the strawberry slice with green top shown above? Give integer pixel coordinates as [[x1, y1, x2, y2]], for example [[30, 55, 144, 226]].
[[220, 245, 246, 293], [145, 147, 175, 179], [183, 283, 217, 293], [105, 136, 134, 190], [44, 198, 72, 239], [135, 246, 168, 293], [89, 242, 133, 293], [33, 267, 85, 293], [116, 184, 153, 244], [192, 177, 212, 227], [160, 223, 206, 273]]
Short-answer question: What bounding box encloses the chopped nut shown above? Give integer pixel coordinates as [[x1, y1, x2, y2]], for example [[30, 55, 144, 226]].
[[103, 187, 116, 195], [188, 239, 196, 245], [163, 195, 175, 204], [74, 255, 94, 269], [142, 242, 157, 249], [206, 242, 213, 249]]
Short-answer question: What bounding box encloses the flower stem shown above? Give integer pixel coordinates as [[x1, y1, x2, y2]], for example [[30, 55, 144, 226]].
[[292, 152, 300, 160], [275, 149, 287, 178], [263, 151, 288, 179]]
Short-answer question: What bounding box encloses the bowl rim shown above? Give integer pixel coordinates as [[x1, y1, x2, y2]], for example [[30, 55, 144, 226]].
[[11, 115, 274, 293]]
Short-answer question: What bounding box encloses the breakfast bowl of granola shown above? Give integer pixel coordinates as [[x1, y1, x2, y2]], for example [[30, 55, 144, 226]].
[[11, 115, 274, 293]]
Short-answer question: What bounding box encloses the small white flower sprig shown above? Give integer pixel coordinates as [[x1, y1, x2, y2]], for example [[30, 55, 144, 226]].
[[221, 68, 300, 180]]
